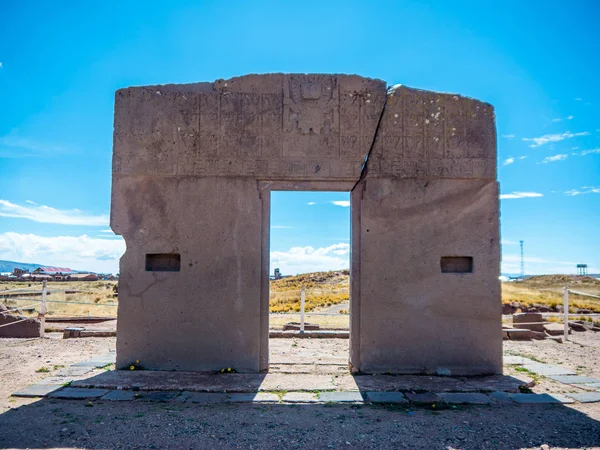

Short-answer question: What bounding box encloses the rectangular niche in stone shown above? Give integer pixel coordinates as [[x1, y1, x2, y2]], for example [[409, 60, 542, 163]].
[[146, 253, 181, 272], [440, 256, 473, 273]]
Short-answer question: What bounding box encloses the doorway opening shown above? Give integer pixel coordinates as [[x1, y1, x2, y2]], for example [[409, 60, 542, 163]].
[[267, 189, 351, 372]]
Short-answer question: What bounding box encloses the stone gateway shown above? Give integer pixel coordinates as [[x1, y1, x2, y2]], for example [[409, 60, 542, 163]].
[[111, 74, 501, 375]]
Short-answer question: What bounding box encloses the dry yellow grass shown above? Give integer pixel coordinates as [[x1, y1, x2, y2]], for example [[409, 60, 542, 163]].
[[1, 280, 118, 318], [269, 271, 349, 313]]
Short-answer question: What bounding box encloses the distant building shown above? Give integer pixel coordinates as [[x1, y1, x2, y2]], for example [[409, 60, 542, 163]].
[[577, 264, 588, 275], [13, 268, 29, 276], [33, 266, 75, 276], [66, 273, 99, 282]]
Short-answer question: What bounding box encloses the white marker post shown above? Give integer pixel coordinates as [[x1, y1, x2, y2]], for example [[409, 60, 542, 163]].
[[300, 286, 305, 333], [39, 280, 48, 338], [563, 285, 569, 342]]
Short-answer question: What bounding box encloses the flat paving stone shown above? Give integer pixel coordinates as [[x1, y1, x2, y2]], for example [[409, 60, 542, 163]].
[[489, 391, 516, 404], [179, 392, 229, 404], [509, 393, 574, 404], [226, 393, 279, 403], [581, 383, 600, 390], [503, 356, 538, 365], [282, 392, 319, 403], [319, 392, 364, 403], [338, 375, 468, 393], [48, 387, 109, 399], [365, 392, 408, 404], [12, 384, 64, 398], [522, 363, 577, 376], [564, 392, 600, 403], [437, 393, 493, 405], [549, 375, 600, 384], [404, 392, 440, 404], [136, 391, 178, 402], [461, 375, 527, 393], [101, 390, 137, 401], [56, 366, 94, 377]]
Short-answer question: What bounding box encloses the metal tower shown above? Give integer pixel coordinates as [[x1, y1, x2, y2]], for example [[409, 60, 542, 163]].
[[520, 240, 525, 278]]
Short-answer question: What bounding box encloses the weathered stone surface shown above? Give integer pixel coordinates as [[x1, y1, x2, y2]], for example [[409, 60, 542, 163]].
[[48, 388, 109, 399], [0, 309, 40, 338], [112, 74, 500, 374], [513, 313, 544, 332], [544, 323, 566, 336], [549, 375, 600, 385], [226, 393, 279, 403], [12, 384, 63, 398], [319, 392, 364, 403], [136, 391, 178, 402], [565, 392, 600, 403], [101, 390, 138, 401], [521, 363, 576, 377], [506, 329, 532, 341], [365, 392, 408, 404], [437, 393, 492, 404], [509, 393, 574, 404], [282, 392, 319, 403], [405, 392, 440, 404]]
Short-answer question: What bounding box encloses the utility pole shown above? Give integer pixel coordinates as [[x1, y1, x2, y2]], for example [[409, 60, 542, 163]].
[[520, 240, 525, 278]]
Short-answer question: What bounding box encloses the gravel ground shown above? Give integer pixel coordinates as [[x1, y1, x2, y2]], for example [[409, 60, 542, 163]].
[[1, 334, 600, 449]]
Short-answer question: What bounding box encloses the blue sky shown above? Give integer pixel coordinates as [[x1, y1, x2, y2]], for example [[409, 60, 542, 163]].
[[0, 0, 598, 275]]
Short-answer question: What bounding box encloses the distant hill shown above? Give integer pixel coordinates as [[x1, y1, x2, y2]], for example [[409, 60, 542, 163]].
[[0, 260, 44, 273]]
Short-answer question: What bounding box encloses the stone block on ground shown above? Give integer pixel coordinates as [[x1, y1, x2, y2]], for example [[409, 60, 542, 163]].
[[564, 392, 600, 403], [365, 392, 408, 404], [226, 393, 279, 403], [0, 313, 40, 338], [177, 392, 228, 403], [544, 323, 566, 336], [136, 391, 178, 402], [512, 313, 544, 332], [319, 392, 364, 403], [282, 392, 319, 403], [437, 393, 492, 404], [509, 393, 574, 404], [506, 329, 532, 340], [101, 390, 138, 401], [569, 322, 588, 332], [12, 384, 64, 398], [282, 322, 319, 331], [549, 375, 600, 384], [522, 363, 576, 376], [48, 388, 109, 399], [405, 392, 440, 404], [489, 391, 516, 404]]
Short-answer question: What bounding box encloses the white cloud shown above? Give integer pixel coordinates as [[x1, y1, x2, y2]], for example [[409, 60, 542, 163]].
[[307, 202, 316, 206], [518, 156, 528, 160], [501, 157, 515, 167], [552, 118, 562, 123], [0, 200, 109, 226], [552, 116, 574, 123], [0, 232, 125, 273], [522, 131, 589, 148], [331, 201, 350, 207], [501, 134, 515, 139], [575, 98, 582, 101], [499, 192, 543, 199], [0, 62, 3, 68], [567, 115, 574, 120], [99, 229, 114, 233], [0, 134, 68, 154], [270, 243, 350, 275], [564, 186, 600, 196], [580, 148, 600, 156], [542, 154, 568, 163], [271, 225, 294, 229]]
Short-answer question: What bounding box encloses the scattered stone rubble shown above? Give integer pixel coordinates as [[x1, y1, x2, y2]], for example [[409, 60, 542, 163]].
[[503, 312, 599, 341]]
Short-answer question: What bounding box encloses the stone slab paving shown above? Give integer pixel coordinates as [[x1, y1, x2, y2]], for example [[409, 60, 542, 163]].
[[565, 392, 600, 403], [136, 391, 179, 402], [509, 393, 575, 404], [177, 392, 228, 404], [226, 393, 279, 403], [549, 375, 600, 384], [521, 363, 577, 376], [488, 391, 516, 404], [48, 387, 109, 399], [55, 366, 95, 377], [405, 392, 439, 404], [437, 393, 493, 404], [503, 356, 538, 365], [282, 392, 319, 403], [365, 392, 408, 404], [101, 390, 137, 401], [582, 382, 600, 390], [12, 384, 64, 398], [319, 392, 364, 403]]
